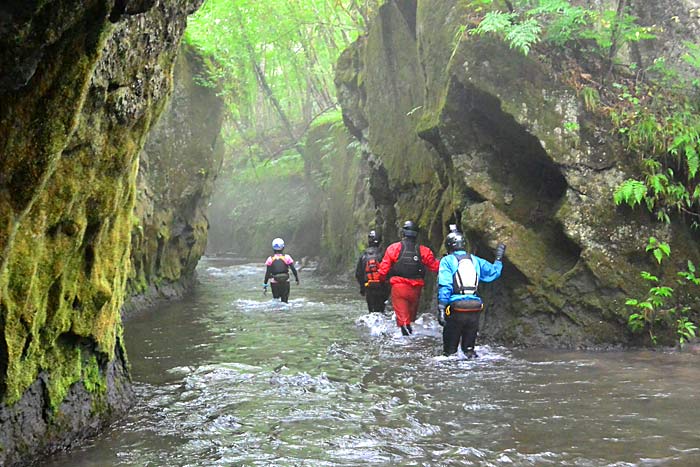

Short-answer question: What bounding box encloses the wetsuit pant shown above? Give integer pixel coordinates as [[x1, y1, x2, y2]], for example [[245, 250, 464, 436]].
[[271, 281, 290, 303], [390, 283, 422, 326], [443, 310, 481, 355], [365, 286, 388, 313]]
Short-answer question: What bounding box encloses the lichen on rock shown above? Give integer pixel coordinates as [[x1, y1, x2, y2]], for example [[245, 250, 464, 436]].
[[0, 1, 203, 464]]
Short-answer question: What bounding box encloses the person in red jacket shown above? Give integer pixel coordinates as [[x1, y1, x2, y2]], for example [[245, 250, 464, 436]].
[[378, 220, 440, 335]]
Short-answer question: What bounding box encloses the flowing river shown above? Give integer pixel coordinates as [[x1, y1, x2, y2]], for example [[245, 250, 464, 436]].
[[47, 258, 700, 466]]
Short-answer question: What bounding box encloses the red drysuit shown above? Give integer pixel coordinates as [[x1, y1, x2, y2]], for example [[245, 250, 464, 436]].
[[378, 241, 439, 327]]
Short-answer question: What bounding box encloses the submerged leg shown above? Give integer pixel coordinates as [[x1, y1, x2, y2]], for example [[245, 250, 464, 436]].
[[443, 315, 464, 355], [460, 311, 481, 356], [391, 283, 416, 327], [280, 282, 291, 303]]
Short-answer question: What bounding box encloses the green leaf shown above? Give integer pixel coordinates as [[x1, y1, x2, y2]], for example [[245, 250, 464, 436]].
[[686, 145, 699, 178], [504, 18, 542, 55], [640, 271, 659, 282], [650, 286, 673, 297], [614, 179, 647, 207], [646, 237, 658, 250], [471, 11, 516, 35], [682, 41, 700, 69]]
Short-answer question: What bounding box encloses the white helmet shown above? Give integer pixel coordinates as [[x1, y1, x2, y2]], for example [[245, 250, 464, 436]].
[[272, 237, 285, 251]]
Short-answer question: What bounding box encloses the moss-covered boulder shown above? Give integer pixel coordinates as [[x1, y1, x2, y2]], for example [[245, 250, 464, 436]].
[[335, 0, 700, 347], [0, 1, 202, 465], [126, 43, 224, 311], [302, 117, 374, 272]]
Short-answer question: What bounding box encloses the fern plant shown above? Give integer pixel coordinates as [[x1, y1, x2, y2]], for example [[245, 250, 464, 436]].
[[504, 18, 542, 55], [613, 179, 647, 208], [467, 0, 654, 60], [625, 239, 698, 346]]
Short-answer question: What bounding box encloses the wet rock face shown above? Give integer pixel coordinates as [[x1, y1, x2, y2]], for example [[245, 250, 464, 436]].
[[0, 0, 201, 465], [126, 44, 224, 312], [336, 0, 700, 347]]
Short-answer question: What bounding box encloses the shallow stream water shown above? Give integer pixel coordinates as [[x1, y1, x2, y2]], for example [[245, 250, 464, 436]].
[[47, 258, 700, 466]]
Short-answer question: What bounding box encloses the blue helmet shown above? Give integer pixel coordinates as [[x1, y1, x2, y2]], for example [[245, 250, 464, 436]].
[[272, 237, 285, 251]]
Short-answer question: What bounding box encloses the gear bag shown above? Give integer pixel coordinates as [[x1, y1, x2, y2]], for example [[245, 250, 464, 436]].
[[453, 253, 478, 295], [270, 255, 290, 282], [364, 249, 382, 288], [390, 240, 425, 279]]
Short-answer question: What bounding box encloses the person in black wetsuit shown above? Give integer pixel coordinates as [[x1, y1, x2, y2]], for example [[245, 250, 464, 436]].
[[355, 230, 389, 313], [263, 237, 299, 303]]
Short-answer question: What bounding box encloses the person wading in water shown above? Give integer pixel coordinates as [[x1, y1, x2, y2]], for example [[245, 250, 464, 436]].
[[263, 237, 299, 303], [355, 229, 389, 313], [378, 221, 439, 335], [437, 230, 505, 358]]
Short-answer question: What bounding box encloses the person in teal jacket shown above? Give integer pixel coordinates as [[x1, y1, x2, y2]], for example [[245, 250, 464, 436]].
[[437, 231, 505, 358]]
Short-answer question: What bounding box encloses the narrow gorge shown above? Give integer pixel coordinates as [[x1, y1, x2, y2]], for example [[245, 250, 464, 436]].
[[1, 0, 699, 465]]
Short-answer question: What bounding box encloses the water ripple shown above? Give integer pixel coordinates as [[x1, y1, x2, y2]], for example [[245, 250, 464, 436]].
[[43, 259, 700, 467]]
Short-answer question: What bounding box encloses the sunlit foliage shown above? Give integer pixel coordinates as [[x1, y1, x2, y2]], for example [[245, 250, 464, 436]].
[[185, 0, 378, 155]]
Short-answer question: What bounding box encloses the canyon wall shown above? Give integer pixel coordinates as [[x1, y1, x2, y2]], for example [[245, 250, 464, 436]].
[[335, 0, 700, 347], [0, 1, 203, 464]]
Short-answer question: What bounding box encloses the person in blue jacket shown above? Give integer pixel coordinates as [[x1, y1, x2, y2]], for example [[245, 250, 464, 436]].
[[437, 231, 505, 358]]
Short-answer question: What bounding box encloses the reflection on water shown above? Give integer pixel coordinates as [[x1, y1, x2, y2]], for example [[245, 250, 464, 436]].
[[46, 258, 700, 466]]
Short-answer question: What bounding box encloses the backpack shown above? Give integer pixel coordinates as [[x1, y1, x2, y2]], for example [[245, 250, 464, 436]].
[[270, 255, 290, 282], [390, 239, 425, 279], [453, 253, 478, 295], [364, 249, 382, 288]]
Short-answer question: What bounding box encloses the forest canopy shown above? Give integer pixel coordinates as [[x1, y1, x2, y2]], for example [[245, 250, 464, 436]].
[[185, 0, 379, 158]]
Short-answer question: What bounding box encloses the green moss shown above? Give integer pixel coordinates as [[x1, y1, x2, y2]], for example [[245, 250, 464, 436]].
[[46, 347, 82, 413], [82, 354, 106, 395], [0, 3, 185, 413]]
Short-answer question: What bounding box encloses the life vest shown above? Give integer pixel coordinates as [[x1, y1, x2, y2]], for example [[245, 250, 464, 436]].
[[270, 254, 290, 282], [452, 253, 478, 295], [363, 247, 382, 288], [390, 239, 425, 279]]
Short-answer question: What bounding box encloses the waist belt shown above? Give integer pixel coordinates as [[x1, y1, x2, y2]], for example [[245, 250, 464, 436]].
[[449, 299, 483, 313]]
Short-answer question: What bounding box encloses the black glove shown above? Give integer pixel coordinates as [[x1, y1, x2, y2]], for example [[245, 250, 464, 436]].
[[360, 286, 366, 296], [437, 303, 447, 326], [495, 243, 506, 262], [262, 284, 268, 295]]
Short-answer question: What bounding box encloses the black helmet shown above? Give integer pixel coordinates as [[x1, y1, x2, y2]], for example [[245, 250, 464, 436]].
[[368, 230, 381, 246], [445, 232, 466, 252], [401, 220, 418, 238]]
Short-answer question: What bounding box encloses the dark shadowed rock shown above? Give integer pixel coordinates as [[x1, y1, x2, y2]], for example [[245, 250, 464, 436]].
[[0, 0, 203, 464]]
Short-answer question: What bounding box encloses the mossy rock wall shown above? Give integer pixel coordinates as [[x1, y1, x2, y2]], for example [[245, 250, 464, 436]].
[[0, 1, 202, 465], [303, 120, 374, 273], [335, 0, 700, 347], [126, 43, 224, 311]]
